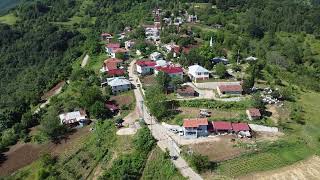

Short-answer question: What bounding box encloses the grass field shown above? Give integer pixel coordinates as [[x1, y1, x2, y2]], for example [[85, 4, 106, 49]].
[[212, 92, 320, 178], [86, 52, 107, 72], [166, 107, 246, 126], [0, 13, 18, 25]]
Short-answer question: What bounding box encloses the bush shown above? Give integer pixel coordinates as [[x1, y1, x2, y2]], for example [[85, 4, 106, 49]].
[[101, 127, 156, 180], [185, 152, 215, 173]]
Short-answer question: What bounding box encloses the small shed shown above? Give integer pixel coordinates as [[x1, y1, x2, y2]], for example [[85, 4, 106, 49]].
[[177, 85, 199, 97], [212, 121, 233, 134], [246, 108, 261, 120]]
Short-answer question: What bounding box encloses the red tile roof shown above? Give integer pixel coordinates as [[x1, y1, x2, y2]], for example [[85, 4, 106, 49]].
[[172, 46, 181, 54], [218, 85, 243, 92], [182, 47, 191, 54], [104, 58, 123, 64], [106, 43, 120, 49], [136, 60, 157, 67], [177, 85, 196, 95], [247, 108, 261, 117], [105, 101, 119, 112], [232, 123, 250, 132], [104, 58, 123, 71], [113, 48, 128, 53], [101, 33, 112, 37], [107, 69, 125, 76], [155, 66, 183, 74], [212, 121, 232, 130], [183, 118, 208, 128]]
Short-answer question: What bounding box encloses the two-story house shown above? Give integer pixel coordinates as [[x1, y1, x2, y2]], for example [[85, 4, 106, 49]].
[[188, 65, 210, 82], [183, 118, 209, 139]]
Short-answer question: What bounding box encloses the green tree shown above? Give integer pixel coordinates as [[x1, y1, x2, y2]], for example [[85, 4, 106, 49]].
[[156, 72, 171, 92], [89, 101, 111, 119], [215, 62, 227, 78], [40, 108, 67, 140], [145, 86, 168, 120], [171, 77, 183, 91], [80, 86, 103, 109], [242, 76, 255, 94]]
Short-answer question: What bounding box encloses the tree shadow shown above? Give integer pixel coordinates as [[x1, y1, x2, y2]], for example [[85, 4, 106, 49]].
[[0, 152, 8, 166]]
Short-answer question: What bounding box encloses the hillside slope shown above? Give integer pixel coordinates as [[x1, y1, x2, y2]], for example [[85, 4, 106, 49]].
[[0, 0, 20, 13]]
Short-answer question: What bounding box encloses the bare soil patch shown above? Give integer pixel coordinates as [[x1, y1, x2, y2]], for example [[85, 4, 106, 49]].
[[41, 81, 65, 101], [0, 143, 44, 176], [48, 125, 91, 156], [188, 136, 249, 162], [0, 126, 91, 176], [140, 75, 156, 87], [110, 92, 134, 107]]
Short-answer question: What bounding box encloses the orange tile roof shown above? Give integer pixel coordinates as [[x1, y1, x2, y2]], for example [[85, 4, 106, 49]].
[[183, 118, 208, 128]]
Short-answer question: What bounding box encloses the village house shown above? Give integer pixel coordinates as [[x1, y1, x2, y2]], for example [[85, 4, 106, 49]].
[[117, 32, 126, 40], [110, 48, 129, 59], [187, 14, 198, 23], [174, 17, 183, 26], [246, 108, 262, 120], [100, 58, 124, 77], [59, 110, 88, 127], [163, 43, 180, 58], [183, 118, 209, 138], [154, 66, 184, 80], [163, 17, 172, 25], [211, 57, 229, 65], [232, 123, 251, 137], [188, 65, 210, 82], [177, 85, 199, 97], [211, 121, 233, 134], [245, 56, 258, 62], [217, 84, 243, 96], [105, 101, 120, 114], [125, 40, 135, 50], [100, 58, 123, 72], [136, 60, 157, 75], [150, 52, 162, 61], [105, 43, 120, 54], [145, 25, 160, 42], [101, 33, 113, 41], [103, 77, 131, 94], [156, 59, 167, 67]]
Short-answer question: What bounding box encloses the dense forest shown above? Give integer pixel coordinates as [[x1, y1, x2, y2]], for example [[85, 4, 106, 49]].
[[0, 0, 320, 161]]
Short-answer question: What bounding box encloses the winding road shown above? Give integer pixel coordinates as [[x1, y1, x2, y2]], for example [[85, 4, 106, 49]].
[[128, 60, 203, 180]]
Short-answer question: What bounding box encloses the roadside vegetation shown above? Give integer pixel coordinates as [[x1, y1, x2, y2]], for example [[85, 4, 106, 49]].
[[141, 147, 186, 180]]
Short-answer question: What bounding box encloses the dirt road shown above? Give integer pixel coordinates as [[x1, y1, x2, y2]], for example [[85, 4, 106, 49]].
[[128, 60, 203, 180]]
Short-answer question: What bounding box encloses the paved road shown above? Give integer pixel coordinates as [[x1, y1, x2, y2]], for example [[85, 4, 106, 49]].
[[128, 60, 203, 180]]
